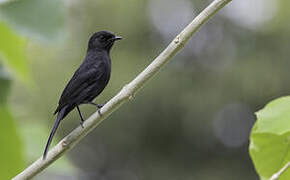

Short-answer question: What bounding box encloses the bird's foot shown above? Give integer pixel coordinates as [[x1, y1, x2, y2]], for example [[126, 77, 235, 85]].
[[88, 102, 105, 109], [80, 120, 84, 128], [98, 109, 102, 116], [88, 101, 107, 116]]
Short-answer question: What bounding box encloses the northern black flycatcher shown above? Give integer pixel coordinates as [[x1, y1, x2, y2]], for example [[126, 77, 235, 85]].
[[43, 31, 122, 159]]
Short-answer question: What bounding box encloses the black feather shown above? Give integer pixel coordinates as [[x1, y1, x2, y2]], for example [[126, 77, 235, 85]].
[[43, 31, 121, 159]]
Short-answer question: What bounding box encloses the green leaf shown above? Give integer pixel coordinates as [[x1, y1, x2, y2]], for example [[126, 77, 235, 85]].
[[0, 21, 31, 84], [0, 67, 11, 104], [255, 96, 290, 135], [0, 72, 24, 178], [250, 131, 290, 180], [0, 0, 65, 40], [0, 105, 24, 179], [250, 96, 290, 180]]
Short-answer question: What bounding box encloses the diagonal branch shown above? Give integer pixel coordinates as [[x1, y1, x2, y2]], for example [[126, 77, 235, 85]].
[[12, 0, 232, 179]]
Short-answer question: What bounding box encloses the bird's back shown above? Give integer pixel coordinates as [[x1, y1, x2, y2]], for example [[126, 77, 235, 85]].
[[54, 50, 111, 116]]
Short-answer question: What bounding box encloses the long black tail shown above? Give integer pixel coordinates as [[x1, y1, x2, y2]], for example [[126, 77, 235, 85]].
[[43, 106, 67, 159]]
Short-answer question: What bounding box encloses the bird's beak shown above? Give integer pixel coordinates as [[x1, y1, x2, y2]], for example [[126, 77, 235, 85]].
[[113, 36, 122, 41]]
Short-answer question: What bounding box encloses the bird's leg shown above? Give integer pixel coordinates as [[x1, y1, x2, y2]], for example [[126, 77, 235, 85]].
[[76, 106, 85, 128]]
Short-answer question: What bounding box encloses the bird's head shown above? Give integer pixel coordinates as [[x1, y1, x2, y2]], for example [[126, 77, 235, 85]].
[[88, 31, 122, 51]]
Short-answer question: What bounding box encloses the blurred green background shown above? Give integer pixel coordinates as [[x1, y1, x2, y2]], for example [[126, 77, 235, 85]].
[[0, 0, 287, 179]]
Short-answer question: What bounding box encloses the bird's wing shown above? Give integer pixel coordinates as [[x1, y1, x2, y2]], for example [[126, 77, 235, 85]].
[[55, 61, 105, 113]]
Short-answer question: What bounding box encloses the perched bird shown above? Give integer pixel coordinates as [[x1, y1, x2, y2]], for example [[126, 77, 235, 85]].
[[43, 31, 122, 159]]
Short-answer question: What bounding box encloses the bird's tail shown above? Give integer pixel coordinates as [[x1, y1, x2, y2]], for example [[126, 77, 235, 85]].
[[43, 106, 67, 159]]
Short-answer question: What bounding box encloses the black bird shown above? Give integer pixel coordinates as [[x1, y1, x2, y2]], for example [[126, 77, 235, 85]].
[[43, 31, 122, 159]]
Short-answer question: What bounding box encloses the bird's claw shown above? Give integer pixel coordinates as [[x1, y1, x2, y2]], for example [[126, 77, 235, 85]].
[[80, 120, 84, 128], [98, 109, 102, 116], [96, 104, 104, 109], [88, 102, 105, 109], [88, 102, 104, 116]]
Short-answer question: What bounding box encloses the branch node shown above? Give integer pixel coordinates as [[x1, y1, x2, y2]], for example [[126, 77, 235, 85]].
[[174, 35, 186, 48], [61, 139, 69, 148], [121, 83, 135, 100], [121, 84, 129, 91], [174, 36, 180, 44]]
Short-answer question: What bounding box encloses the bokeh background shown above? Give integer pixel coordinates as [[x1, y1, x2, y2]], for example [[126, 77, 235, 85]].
[[0, 0, 287, 179]]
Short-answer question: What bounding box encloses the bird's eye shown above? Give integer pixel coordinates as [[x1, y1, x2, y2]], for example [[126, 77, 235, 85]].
[[99, 35, 106, 41]]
